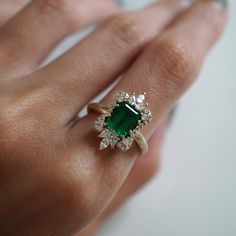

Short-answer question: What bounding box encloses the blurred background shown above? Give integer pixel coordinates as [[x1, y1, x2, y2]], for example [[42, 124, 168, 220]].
[[16, 0, 236, 235]]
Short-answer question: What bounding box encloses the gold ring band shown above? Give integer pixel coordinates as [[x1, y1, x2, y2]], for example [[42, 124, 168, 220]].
[[88, 102, 149, 155]]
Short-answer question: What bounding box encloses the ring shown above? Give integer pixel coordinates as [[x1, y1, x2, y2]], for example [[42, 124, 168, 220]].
[[87, 92, 152, 155]]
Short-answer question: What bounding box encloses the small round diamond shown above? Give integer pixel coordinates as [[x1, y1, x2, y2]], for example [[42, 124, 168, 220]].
[[94, 116, 105, 132], [117, 138, 133, 151], [142, 109, 152, 123], [116, 91, 129, 102]]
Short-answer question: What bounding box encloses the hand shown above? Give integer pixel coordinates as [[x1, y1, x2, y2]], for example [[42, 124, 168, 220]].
[[0, 0, 227, 235]]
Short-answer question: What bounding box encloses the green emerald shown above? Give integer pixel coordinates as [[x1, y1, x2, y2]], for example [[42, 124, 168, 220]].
[[106, 102, 141, 137]]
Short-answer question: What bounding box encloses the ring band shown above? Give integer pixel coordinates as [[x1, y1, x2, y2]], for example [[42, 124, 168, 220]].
[[87, 92, 152, 155], [88, 103, 149, 155]]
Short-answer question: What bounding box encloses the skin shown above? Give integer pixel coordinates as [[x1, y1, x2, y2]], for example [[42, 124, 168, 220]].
[[0, 0, 227, 235]]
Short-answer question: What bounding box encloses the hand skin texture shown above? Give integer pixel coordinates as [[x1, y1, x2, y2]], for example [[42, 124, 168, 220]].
[[0, 0, 227, 235]]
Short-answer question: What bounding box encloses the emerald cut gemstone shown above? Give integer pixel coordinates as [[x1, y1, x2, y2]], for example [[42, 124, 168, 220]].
[[106, 102, 141, 137]]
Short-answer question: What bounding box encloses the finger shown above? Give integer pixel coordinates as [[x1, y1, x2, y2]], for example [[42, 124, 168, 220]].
[[76, 119, 166, 236], [100, 118, 166, 218], [0, 0, 25, 27], [28, 0, 190, 121], [0, 0, 120, 79], [98, 0, 228, 141], [68, 0, 227, 226]]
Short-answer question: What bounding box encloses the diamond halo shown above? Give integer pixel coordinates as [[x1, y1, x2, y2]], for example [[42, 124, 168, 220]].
[[94, 92, 152, 152]]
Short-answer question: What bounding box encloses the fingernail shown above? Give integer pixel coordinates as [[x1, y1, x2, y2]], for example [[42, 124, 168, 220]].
[[205, 0, 228, 9]]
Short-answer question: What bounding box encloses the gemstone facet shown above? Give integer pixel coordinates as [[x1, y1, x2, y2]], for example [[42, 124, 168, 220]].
[[106, 102, 141, 137]]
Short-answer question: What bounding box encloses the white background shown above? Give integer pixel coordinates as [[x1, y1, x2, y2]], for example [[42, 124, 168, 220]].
[[14, 0, 236, 235]]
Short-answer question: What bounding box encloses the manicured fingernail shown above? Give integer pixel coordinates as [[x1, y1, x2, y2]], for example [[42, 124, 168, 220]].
[[205, 0, 228, 9]]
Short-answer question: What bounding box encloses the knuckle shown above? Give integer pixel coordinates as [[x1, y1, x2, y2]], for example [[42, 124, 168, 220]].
[[107, 13, 147, 49], [0, 106, 33, 151], [152, 38, 198, 90], [0, 104, 18, 139], [35, 0, 82, 29], [0, 97, 46, 152], [36, 0, 71, 11], [201, 6, 226, 37], [0, 85, 62, 153], [209, 13, 226, 40]]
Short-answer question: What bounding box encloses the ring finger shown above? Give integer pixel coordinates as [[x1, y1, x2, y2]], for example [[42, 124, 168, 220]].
[[67, 0, 227, 223], [83, 0, 228, 147]]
